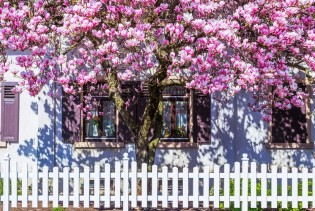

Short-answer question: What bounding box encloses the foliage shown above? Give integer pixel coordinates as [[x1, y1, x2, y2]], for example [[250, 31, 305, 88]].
[[211, 179, 313, 210], [0, 0, 313, 116], [0, 178, 2, 196], [52, 207, 66, 211], [0, 179, 23, 196]]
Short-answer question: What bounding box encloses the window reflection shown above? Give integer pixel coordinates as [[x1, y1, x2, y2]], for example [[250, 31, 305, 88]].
[[162, 86, 188, 139], [85, 100, 116, 140]]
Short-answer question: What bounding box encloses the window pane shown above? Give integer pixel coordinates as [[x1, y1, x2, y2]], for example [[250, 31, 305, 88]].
[[85, 100, 116, 139], [102, 100, 116, 138], [162, 101, 172, 138], [85, 109, 100, 137], [162, 100, 188, 138], [175, 101, 187, 137], [163, 86, 186, 96], [272, 106, 307, 143]]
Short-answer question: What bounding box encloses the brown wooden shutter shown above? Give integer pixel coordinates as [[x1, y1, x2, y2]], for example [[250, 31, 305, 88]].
[[1, 82, 19, 143], [62, 92, 81, 143], [193, 91, 211, 143]]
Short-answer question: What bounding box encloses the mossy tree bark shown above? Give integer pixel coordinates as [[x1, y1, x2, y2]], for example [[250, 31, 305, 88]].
[[101, 50, 171, 169], [102, 66, 167, 168]]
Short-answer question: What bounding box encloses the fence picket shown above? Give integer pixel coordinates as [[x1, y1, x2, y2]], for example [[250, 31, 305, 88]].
[[172, 167, 179, 208], [114, 161, 121, 208], [104, 163, 111, 208], [123, 153, 129, 211], [224, 164, 230, 208], [193, 167, 199, 208], [32, 164, 39, 208], [282, 167, 288, 208], [234, 162, 240, 208], [131, 161, 137, 208], [271, 165, 277, 208], [261, 164, 267, 208], [11, 161, 18, 207], [151, 164, 158, 208], [250, 162, 257, 208], [213, 165, 220, 208], [53, 167, 59, 208], [84, 166, 90, 208], [292, 167, 298, 208], [73, 167, 80, 208], [203, 166, 210, 208], [162, 166, 168, 208], [94, 164, 100, 208], [302, 168, 308, 208], [242, 154, 249, 211], [141, 163, 148, 208], [63, 167, 70, 207], [42, 166, 49, 208], [182, 167, 189, 208], [22, 163, 28, 208]]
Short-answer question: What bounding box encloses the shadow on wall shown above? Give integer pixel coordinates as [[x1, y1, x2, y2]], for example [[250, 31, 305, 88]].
[[16, 89, 315, 169], [155, 91, 315, 169], [235, 92, 315, 169]]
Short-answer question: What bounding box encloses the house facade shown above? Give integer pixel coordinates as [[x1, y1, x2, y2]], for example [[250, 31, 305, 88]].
[[0, 53, 315, 170]]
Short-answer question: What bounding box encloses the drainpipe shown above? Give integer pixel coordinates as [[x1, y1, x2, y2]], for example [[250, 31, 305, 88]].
[[53, 82, 57, 167]]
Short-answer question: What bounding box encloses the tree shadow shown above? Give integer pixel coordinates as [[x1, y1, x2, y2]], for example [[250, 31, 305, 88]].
[[15, 88, 315, 170], [155, 91, 315, 169]]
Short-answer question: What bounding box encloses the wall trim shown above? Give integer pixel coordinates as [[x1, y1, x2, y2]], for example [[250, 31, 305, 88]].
[[73, 141, 125, 149]]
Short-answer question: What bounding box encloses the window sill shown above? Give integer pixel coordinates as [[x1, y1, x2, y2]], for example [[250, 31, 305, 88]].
[[158, 142, 198, 148], [266, 143, 313, 149], [0, 142, 7, 148], [74, 141, 125, 149]]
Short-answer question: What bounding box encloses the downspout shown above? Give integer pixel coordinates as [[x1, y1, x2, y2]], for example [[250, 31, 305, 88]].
[[53, 82, 57, 167]]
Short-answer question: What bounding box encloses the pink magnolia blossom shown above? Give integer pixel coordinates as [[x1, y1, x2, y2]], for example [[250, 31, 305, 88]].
[[0, 0, 314, 120]]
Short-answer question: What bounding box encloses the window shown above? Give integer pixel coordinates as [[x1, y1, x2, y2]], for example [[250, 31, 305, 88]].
[[62, 90, 123, 148], [267, 82, 312, 148], [161, 86, 189, 141], [62, 83, 211, 148], [0, 82, 19, 144], [84, 98, 116, 141]]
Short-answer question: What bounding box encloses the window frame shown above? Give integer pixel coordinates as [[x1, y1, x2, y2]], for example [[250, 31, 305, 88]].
[[266, 79, 313, 149], [74, 94, 124, 149], [160, 89, 191, 142], [158, 87, 198, 148]]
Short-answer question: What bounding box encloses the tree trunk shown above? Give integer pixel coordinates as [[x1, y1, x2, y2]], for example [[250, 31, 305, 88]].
[[102, 62, 168, 168]]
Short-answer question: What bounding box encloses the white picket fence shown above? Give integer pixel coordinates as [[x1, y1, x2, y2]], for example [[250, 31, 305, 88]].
[[0, 153, 315, 211]]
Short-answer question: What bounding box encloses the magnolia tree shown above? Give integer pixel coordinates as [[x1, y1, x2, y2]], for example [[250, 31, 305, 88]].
[[0, 0, 315, 164]]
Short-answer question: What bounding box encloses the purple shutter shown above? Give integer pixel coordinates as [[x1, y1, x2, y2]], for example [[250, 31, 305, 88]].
[[62, 92, 81, 143], [193, 91, 211, 143], [1, 82, 19, 143]]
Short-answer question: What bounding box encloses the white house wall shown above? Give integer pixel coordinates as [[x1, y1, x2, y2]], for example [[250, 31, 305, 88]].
[[1, 53, 315, 169]]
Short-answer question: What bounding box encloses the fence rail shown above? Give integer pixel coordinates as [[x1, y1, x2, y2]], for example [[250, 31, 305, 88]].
[[0, 153, 315, 211]]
